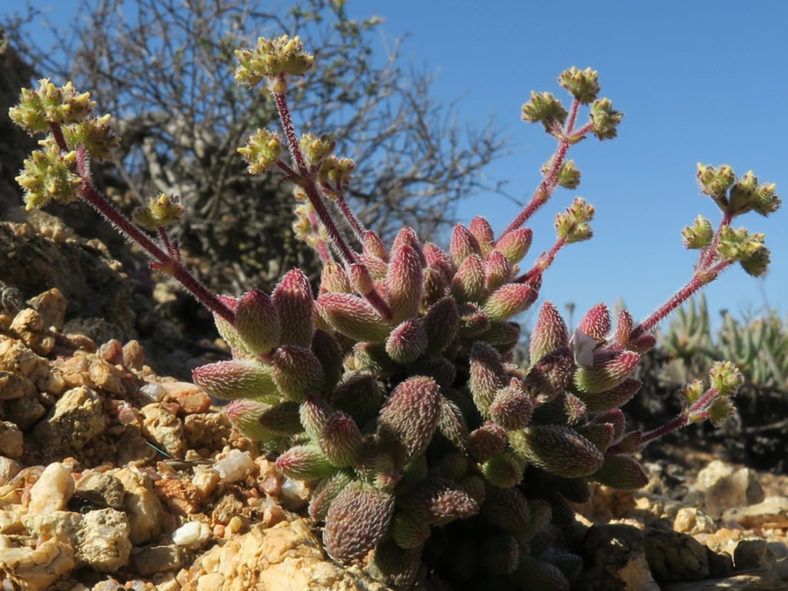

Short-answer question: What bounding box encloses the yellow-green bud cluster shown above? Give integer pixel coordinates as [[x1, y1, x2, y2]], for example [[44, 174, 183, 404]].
[[237, 129, 283, 175], [716, 226, 770, 276], [554, 197, 594, 243], [521, 91, 568, 132], [589, 98, 623, 140], [9, 78, 94, 133], [133, 193, 184, 229], [729, 171, 781, 217], [681, 215, 713, 249], [300, 133, 335, 166], [558, 67, 600, 104], [16, 143, 81, 210], [696, 163, 736, 197], [234, 35, 314, 87]]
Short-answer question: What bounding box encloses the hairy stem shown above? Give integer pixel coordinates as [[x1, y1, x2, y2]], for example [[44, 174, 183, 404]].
[[499, 99, 582, 239]]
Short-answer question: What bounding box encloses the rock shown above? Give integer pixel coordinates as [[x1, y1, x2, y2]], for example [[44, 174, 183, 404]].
[[10, 308, 56, 355], [0, 335, 51, 384], [171, 520, 211, 548], [78, 508, 132, 572], [0, 506, 24, 534], [0, 421, 23, 458], [0, 456, 21, 485], [180, 519, 389, 591], [0, 537, 75, 591], [26, 288, 67, 331], [131, 544, 182, 576], [0, 369, 35, 400], [213, 449, 255, 484], [140, 403, 186, 458], [115, 466, 165, 545], [74, 471, 126, 510], [32, 386, 106, 459], [643, 529, 709, 583], [28, 462, 75, 514], [2, 386, 46, 430], [696, 460, 764, 516], [723, 496, 788, 529], [577, 523, 659, 591], [161, 381, 212, 415], [122, 339, 146, 370], [673, 507, 716, 535], [733, 538, 777, 571], [183, 412, 231, 452], [154, 477, 202, 515], [662, 572, 788, 591], [88, 357, 126, 396]]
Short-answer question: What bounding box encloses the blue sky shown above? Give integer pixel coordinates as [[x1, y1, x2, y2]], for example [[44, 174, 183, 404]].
[[14, 1, 788, 332], [345, 0, 788, 330]]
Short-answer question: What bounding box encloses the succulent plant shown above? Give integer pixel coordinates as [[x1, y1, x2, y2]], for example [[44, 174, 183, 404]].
[[10, 34, 780, 589]]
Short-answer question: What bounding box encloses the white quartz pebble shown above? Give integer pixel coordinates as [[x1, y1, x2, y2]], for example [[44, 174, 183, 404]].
[[28, 462, 75, 515]]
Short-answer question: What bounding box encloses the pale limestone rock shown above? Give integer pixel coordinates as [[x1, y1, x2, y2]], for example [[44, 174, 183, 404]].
[[10, 308, 56, 355], [0, 538, 75, 591], [141, 403, 186, 458], [115, 466, 165, 545], [673, 507, 716, 535], [88, 357, 126, 396], [696, 460, 764, 516], [0, 506, 24, 534], [723, 496, 788, 529], [0, 456, 22, 486], [26, 288, 67, 331], [181, 519, 390, 591], [28, 462, 75, 514]]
